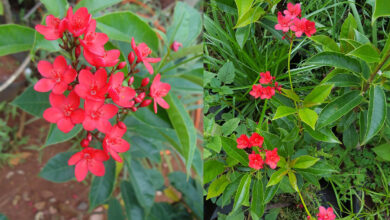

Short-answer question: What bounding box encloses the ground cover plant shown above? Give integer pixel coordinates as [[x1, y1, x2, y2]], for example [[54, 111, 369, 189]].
[[0, 0, 203, 219], [204, 0, 390, 219]]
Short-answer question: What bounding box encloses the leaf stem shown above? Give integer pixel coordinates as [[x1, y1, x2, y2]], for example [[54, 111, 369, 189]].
[[287, 38, 297, 110], [298, 190, 312, 219], [363, 49, 390, 93]]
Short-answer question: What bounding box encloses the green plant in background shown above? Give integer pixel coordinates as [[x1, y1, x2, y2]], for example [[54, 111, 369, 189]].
[[204, 0, 390, 219], [0, 0, 203, 219]]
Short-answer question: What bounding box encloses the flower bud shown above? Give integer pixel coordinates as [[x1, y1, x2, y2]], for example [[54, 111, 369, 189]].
[[134, 97, 142, 103], [140, 99, 152, 107], [141, 78, 150, 87], [128, 100, 135, 107], [118, 61, 126, 70], [87, 133, 92, 141], [117, 121, 126, 129], [128, 76, 134, 86], [67, 85, 73, 91], [128, 52, 135, 64], [138, 92, 146, 100], [170, 41, 183, 52], [80, 139, 89, 148], [131, 106, 138, 112], [75, 46, 81, 59]]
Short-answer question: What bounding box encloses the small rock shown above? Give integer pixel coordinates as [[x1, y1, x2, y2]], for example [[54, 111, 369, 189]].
[[17, 170, 25, 175], [65, 200, 70, 205], [12, 195, 21, 206], [156, 191, 163, 196], [34, 201, 46, 210], [49, 198, 56, 203], [49, 206, 58, 215], [77, 201, 88, 211], [34, 211, 44, 220], [6, 171, 14, 179], [41, 190, 53, 199], [22, 192, 30, 201], [89, 207, 104, 220]]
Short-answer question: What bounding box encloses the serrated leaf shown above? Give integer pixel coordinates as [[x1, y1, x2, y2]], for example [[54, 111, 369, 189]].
[[298, 108, 318, 130], [221, 118, 240, 136], [273, 106, 296, 120], [349, 43, 380, 63], [306, 51, 362, 74]]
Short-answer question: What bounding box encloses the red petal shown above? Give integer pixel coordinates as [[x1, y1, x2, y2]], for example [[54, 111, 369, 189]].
[[43, 107, 62, 123], [97, 119, 112, 133], [71, 109, 85, 124], [67, 90, 80, 108], [112, 139, 130, 152], [78, 69, 94, 85], [53, 56, 67, 71], [156, 97, 169, 109], [34, 78, 55, 92], [37, 60, 53, 78], [83, 117, 96, 131], [111, 124, 126, 137], [52, 82, 68, 94], [63, 68, 77, 83], [95, 68, 108, 88], [49, 92, 66, 108], [145, 57, 161, 63], [109, 150, 122, 162], [101, 104, 118, 119], [143, 61, 154, 74], [93, 149, 109, 161], [74, 84, 89, 99], [153, 99, 158, 114], [88, 160, 105, 176], [57, 118, 74, 133], [109, 72, 124, 88], [75, 159, 88, 181], [68, 152, 83, 165]]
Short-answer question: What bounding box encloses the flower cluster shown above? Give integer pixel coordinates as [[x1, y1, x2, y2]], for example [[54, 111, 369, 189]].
[[274, 3, 316, 38], [34, 7, 171, 181], [249, 71, 281, 99], [236, 133, 280, 170], [308, 206, 336, 220]]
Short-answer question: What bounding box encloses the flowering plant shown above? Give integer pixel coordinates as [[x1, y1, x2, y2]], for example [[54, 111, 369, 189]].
[[5, 0, 202, 218]]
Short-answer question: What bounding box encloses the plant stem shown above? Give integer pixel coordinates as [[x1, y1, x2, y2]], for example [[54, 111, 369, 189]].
[[298, 190, 312, 219], [287, 38, 298, 110], [257, 99, 268, 130], [363, 49, 390, 93]]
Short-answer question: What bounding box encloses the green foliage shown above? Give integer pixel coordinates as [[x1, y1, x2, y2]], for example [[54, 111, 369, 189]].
[[39, 152, 75, 182]]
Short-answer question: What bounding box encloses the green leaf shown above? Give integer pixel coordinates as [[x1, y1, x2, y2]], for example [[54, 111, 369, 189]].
[[0, 214, 7, 220], [0, 24, 35, 56], [204, 160, 225, 184], [306, 51, 362, 73], [264, 182, 280, 203], [303, 84, 333, 107], [236, 25, 251, 48], [234, 0, 265, 28], [233, 174, 252, 212], [45, 124, 83, 147], [108, 198, 125, 220], [340, 14, 357, 39], [40, 0, 68, 17], [309, 35, 340, 52], [363, 85, 387, 144], [322, 73, 361, 88], [250, 179, 265, 219], [221, 137, 249, 166], [0, 2, 3, 16], [39, 152, 75, 182], [12, 86, 50, 117], [121, 181, 144, 219], [298, 108, 318, 130], [206, 175, 230, 199], [288, 172, 298, 192], [165, 93, 197, 174], [303, 124, 341, 144], [206, 136, 222, 153], [373, 0, 390, 23], [75, 0, 121, 15], [273, 106, 296, 120], [372, 143, 390, 161], [292, 155, 320, 169], [96, 12, 159, 51], [267, 168, 288, 187], [167, 2, 202, 47], [217, 61, 235, 84], [281, 88, 300, 102], [317, 91, 363, 129], [222, 118, 240, 136], [349, 43, 381, 63], [89, 159, 116, 211]]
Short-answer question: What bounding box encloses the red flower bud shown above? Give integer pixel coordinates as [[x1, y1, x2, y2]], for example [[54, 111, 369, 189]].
[[128, 76, 134, 86], [128, 52, 135, 64], [87, 133, 92, 141], [134, 97, 142, 103], [131, 106, 138, 112], [141, 78, 150, 87], [80, 139, 89, 148], [117, 121, 126, 129], [75, 46, 81, 59], [140, 99, 152, 107], [67, 85, 73, 91], [118, 61, 126, 69], [138, 92, 146, 100], [128, 100, 135, 107]]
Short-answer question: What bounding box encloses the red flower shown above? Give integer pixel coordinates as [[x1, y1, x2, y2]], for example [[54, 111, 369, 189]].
[[34, 56, 76, 94], [74, 68, 109, 102], [65, 7, 92, 37], [259, 71, 273, 84], [237, 134, 250, 149], [35, 15, 66, 40], [248, 152, 264, 170], [79, 20, 109, 56], [265, 148, 280, 169], [249, 133, 264, 147], [68, 147, 109, 182], [170, 41, 183, 52], [304, 19, 316, 37], [103, 122, 130, 162], [150, 73, 171, 113], [43, 91, 84, 133], [108, 72, 136, 107], [275, 12, 292, 33], [275, 81, 282, 92], [83, 100, 118, 133], [283, 3, 301, 20], [84, 48, 120, 67], [131, 37, 161, 74], [249, 84, 263, 99], [317, 206, 336, 220], [260, 86, 276, 99]]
